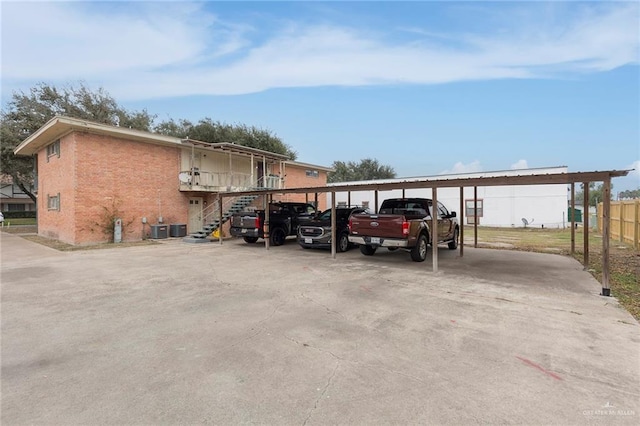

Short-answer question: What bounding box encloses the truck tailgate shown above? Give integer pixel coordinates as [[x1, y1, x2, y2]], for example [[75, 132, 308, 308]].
[[349, 214, 406, 238], [231, 213, 260, 229]]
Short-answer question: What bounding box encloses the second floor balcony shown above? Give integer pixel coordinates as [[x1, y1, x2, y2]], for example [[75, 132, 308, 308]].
[[179, 170, 282, 192]]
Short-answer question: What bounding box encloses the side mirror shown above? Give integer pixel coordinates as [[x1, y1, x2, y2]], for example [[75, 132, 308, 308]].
[[449, 211, 457, 218]]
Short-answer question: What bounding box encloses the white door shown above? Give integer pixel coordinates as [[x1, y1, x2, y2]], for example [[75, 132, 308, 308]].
[[188, 197, 203, 232]]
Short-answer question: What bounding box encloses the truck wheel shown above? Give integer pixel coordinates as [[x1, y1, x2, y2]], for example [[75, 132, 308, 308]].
[[337, 233, 350, 252], [448, 228, 459, 250], [360, 245, 377, 256], [411, 234, 428, 262], [270, 227, 286, 246], [243, 236, 259, 244]]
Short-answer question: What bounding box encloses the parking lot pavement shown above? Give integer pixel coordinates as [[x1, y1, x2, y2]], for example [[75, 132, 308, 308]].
[[2, 233, 639, 424]]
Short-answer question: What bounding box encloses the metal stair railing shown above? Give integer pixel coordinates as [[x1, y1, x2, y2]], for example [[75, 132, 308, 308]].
[[187, 194, 259, 239]]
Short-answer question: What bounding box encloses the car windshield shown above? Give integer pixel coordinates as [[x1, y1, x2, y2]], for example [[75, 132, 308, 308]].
[[318, 210, 332, 220], [319, 208, 367, 222], [379, 201, 428, 216]]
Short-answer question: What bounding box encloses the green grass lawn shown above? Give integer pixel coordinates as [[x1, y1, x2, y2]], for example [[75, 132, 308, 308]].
[[1, 218, 37, 226], [463, 225, 589, 253]]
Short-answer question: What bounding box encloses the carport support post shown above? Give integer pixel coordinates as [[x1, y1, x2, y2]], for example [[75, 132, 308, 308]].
[[347, 191, 351, 207], [331, 191, 337, 259], [570, 183, 575, 254], [459, 187, 464, 257], [583, 182, 589, 270], [474, 186, 478, 248], [375, 190, 379, 213], [432, 187, 438, 272], [218, 195, 223, 245], [601, 178, 611, 296]]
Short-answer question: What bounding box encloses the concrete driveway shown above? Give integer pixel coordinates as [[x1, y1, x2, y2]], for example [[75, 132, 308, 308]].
[[1, 233, 638, 424]]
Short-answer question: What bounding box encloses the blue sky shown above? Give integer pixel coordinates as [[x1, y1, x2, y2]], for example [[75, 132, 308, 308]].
[[2, 1, 639, 193]]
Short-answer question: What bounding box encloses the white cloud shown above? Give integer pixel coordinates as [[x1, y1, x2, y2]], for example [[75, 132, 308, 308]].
[[1, 2, 217, 80], [1, 2, 638, 100], [510, 160, 529, 170], [465, 3, 640, 73], [609, 160, 640, 193], [440, 161, 483, 175], [626, 160, 640, 177]]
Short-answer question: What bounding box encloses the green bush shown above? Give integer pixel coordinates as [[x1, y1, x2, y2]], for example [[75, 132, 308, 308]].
[[1, 211, 36, 219]]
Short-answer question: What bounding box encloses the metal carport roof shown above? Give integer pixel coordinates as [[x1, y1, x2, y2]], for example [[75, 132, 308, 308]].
[[217, 168, 631, 297]]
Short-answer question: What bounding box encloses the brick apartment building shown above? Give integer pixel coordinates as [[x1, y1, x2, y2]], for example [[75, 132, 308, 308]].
[[14, 116, 332, 245]]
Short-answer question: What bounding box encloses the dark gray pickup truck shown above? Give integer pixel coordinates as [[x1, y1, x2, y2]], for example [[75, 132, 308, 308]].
[[230, 202, 317, 246], [298, 206, 369, 252]]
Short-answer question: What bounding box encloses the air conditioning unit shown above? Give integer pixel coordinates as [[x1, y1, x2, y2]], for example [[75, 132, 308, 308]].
[[150, 224, 168, 239], [169, 223, 187, 237]]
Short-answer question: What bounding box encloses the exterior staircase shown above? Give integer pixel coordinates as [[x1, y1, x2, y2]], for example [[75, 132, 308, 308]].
[[183, 195, 259, 243]]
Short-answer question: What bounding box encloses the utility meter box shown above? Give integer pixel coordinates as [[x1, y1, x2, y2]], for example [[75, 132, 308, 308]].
[[114, 218, 122, 243], [150, 224, 168, 239], [169, 223, 187, 237]]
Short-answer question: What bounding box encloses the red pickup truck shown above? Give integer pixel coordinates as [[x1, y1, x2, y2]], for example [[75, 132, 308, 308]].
[[348, 198, 459, 262]]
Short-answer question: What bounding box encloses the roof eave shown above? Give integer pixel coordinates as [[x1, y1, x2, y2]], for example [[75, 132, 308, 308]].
[[284, 160, 334, 172], [14, 116, 181, 156]]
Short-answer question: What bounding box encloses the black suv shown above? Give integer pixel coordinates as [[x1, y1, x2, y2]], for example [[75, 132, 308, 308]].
[[298, 206, 369, 252]]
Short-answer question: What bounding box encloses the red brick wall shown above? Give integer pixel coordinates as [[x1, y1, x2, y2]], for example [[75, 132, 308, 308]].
[[37, 133, 77, 243], [37, 131, 192, 245], [72, 132, 187, 244], [275, 164, 329, 211]]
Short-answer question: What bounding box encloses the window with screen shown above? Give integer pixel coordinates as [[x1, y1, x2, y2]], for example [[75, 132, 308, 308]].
[[46, 140, 60, 161], [465, 199, 483, 217], [47, 193, 60, 211]]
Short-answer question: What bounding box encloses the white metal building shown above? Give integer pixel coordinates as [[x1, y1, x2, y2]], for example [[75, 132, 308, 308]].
[[329, 166, 571, 228]]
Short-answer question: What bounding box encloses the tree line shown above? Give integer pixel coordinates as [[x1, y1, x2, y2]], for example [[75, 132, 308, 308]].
[[574, 183, 640, 206], [1, 83, 395, 202], [618, 189, 640, 200]]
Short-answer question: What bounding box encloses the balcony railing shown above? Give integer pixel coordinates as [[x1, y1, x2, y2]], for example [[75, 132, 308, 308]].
[[179, 171, 282, 192]]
